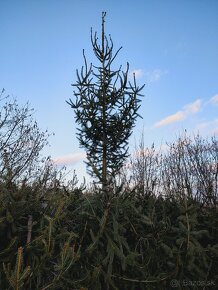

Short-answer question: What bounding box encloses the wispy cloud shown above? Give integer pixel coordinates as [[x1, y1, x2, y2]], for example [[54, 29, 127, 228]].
[[131, 69, 143, 79], [213, 127, 218, 135], [131, 68, 168, 82], [145, 69, 168, 83], [195, 119, 218, 136], [53, 152, 86, 166], [209, 94, 218, 106], [194, 121, 210, 132], [154, 111, 185, 127], [212, 119, 218, 135], [183, 99, 202, 114], [154, 99, 202, 128]]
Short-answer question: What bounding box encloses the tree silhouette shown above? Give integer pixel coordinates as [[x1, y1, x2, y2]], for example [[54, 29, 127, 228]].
[[67, 12, 144, 189]]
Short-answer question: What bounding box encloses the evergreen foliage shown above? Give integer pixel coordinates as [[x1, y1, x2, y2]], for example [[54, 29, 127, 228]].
[[67, 12, 144, 188], [2, 176, 217, 289]]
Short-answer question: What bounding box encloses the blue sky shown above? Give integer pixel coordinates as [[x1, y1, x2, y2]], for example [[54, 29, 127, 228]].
[[0, 0, 218, 183]]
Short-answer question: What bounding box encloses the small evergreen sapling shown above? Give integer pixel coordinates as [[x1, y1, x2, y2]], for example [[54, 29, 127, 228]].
[[67, 12, 144, 189]]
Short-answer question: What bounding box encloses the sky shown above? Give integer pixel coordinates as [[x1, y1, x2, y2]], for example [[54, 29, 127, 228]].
[[0, 0, 218, 183]]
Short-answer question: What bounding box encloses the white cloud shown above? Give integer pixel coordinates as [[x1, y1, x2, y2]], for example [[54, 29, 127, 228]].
[[213, 128, 218, 135], [154, 99, 202, 128], [209, 94, 218, 106], [212, 119, 218, 135], [194, 119, 218, 136], [184, 99, 202, 114], [145, 69, 168, 83], [131, 69, 143, 79], [194, 121, 209, 132], [53, 152, 86, 166], [131, 68, 168, 82], [155, 111, 185, 127]]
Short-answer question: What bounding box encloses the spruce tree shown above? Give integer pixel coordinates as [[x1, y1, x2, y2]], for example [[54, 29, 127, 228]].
[[67, 12, 144, 189]]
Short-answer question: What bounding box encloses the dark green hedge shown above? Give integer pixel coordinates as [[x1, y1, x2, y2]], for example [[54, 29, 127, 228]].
[[0, 181, 217, 290]]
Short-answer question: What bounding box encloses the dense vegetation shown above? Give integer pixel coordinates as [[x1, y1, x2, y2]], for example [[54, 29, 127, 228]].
[[0, 92, 217, 290]]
